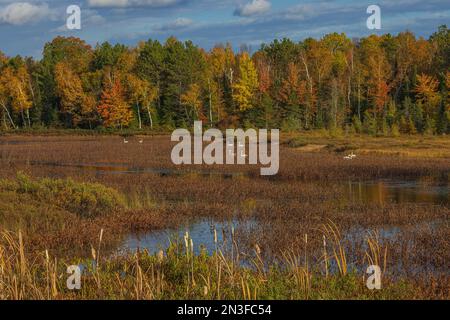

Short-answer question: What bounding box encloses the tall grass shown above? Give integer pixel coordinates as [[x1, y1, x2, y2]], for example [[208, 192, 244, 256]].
[[321, 221, 348, 276], [0, 227, 431, 300]]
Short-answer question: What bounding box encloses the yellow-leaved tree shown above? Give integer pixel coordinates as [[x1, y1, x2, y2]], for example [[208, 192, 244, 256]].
[[54, 62, 85, 126], [181, 83, 203, 121], [0, 67, 16, 128], [0, 66, 33, 128], [126, 74, 158, 129], [232, 52, 258, 112]]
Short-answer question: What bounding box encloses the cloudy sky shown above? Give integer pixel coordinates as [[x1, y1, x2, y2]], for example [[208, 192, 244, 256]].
[[0, 0, 449, 58]]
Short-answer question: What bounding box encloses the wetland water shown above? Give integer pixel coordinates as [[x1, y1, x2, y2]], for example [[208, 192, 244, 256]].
[[10, 158, 450, 203], [117, 176, 448, 256], [6, 159, 449, 264], [119, 218, 258, 256]]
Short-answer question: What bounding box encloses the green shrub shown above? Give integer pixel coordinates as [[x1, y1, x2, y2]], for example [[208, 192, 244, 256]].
[[333, 144, 357, 153], [0, 172, 125, 217], [391, 124, 400, 137], [286, 137, 308, 148]]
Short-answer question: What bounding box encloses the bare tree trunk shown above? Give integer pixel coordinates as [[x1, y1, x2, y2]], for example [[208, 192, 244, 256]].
[[347, 49, 353, 113], [147, 107, 153, 129], [26, 109, 31, 127], [21, 110, 26, 128], [208, 79, 213, 127], [1, 102, 15, 129], [357, 71, 361, 120], [28, 77, 36, 127], [136, 104, 142, 129], [230, 68, 235, 113], [301, 53, 313, 129]]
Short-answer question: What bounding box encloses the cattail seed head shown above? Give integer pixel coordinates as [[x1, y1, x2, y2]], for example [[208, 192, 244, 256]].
[[157, 250, 164, 263]]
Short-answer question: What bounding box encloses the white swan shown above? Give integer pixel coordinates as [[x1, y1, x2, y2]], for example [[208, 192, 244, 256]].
[[344, 152, 356, 160]]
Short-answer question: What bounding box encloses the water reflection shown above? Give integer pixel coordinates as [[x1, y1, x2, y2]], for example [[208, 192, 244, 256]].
[[20, 161, 246, 178], [346, 180, 449, 205], [119, 218, 257, 256]]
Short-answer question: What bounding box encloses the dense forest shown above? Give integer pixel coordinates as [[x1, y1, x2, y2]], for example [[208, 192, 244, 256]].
[[0, 25, 449, 135]]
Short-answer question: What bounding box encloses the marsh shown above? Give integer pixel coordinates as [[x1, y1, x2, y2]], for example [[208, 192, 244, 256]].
[[0, 133, 448, 299]]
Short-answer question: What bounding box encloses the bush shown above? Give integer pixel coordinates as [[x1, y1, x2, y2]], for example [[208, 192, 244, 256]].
[[0, 172, 126, 217], [391, 124, 400, 137], [281, 117, 301, 132], [352, 116, 363, 134], [286, 137, 308, 148], [363, 111, 377, 136]]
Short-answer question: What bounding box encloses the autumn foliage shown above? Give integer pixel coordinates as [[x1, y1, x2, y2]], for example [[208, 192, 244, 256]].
[[97, 79, 133, 128], [0, 26, 449, 134]]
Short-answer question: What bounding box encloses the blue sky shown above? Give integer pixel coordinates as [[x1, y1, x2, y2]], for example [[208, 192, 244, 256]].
[[0, 0, 449, 58]]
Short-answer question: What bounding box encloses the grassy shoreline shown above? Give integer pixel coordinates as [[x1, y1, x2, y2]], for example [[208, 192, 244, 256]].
[[1, 229, 447, 300], [2, 129, 449, 159]]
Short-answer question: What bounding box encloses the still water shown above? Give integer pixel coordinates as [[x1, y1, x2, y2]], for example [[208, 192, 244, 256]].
[[345, 179, 449, 205], [119, 218, 257, 256], [119, 179, 448, 255]]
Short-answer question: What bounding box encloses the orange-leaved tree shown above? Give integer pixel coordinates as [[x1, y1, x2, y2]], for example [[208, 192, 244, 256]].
[[98, 79, 133, 129], [415, 73, 440, 118]]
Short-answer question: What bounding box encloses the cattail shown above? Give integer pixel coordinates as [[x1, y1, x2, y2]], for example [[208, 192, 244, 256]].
[[213, 227, 218, 244], [184, 232, 189, 250], [157, 250, 164, 263], [323, 235, 328, 278], [91, 247, 96, 260], [255, 244, 261, 255], [203, 285, 208, 296], [99, 228, 104, 243]]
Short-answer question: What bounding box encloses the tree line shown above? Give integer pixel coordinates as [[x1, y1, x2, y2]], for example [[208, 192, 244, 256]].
[[0, 25, 449, 135]]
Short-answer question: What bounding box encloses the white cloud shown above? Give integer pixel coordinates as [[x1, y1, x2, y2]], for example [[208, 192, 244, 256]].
[[234, 0, 271, 17], [88, 0, 182, 8], [52, 9, 106, 32], [0, 2, 52, 25], [154, 17, 193, 31]]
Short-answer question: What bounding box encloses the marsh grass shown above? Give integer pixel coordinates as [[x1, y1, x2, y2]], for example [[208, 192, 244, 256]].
[[0, 229, 439, 300], [0, 135, 448, 299]]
